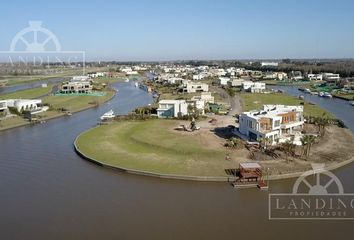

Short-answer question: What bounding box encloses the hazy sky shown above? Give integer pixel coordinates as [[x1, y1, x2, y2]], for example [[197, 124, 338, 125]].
[[0, 0, 354, 61]]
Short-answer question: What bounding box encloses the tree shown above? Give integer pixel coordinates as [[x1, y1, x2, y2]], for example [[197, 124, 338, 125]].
[[315, 113, 330, 137], [281, 140, 296, 163], [300, 135, 316, 160]]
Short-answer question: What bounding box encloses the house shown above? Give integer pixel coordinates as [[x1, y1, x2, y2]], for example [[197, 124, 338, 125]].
[[72, 76, 90, 82], [0, 100, 8, 116], [219, 77, 230, 86], [228, 78, 244, 87], [191, 92, 214, 104], [187, 99, 206, 115], [276, 72, 288, 80], [193, 74, 205, 80], [164, 77, 184, 85], [263, 72, 277, 80], [307, 74, 323, 81], [323, 73, 340, 83], [238, 105, 304, 145], [242, 81, 266, 93], [60, 81, 93, 94], [261, 62, 279, 67], [157, 100, 188, 118], [88, 72, 105, 78], [181, 81, 209, 93], [6, 99, 45, 113]]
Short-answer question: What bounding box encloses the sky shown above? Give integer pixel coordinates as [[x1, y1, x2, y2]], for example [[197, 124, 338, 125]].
[[0, 0, 354, 61]]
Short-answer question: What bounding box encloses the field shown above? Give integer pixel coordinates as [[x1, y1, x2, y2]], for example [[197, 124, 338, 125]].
[[76, 119, 237, 177], [42, 90, 115, 112], [240, 92, 334, 118], [0, 85, 53, 99]]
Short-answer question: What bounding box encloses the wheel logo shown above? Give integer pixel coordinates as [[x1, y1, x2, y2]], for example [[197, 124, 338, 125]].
[[292, 163, 344, 195], [10, 21, 61, 52]]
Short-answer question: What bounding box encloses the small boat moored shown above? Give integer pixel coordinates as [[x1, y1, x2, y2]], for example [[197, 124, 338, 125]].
[[351, 101, 354, 106], [323, 92, 333, 98], [100, 109, 115, 120], [125, 78, 130, 83]]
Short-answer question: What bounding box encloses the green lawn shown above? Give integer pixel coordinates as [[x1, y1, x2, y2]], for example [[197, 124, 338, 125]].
[[43, 90, 115, 112], [240, 92, 334, 118], [0, 85, 53, 99], [76, 119, 236, 177]]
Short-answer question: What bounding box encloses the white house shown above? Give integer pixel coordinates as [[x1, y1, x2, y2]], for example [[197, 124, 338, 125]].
[[0, 100, 7, 116], [157, 100, 188, 118], [242, 81, 266, 93], [6, 99, 45, 113], [193, 73, 206, 80], [228, 78, 245, 87], [307, 74, 323, 81], [187, 99, 206, 115], [219, 77, 230, 86], [323, 73, 340, 82], [261, 62, 279, 67], [238, 105, 304, 145], [191, 92, 214, 104], [182, 81, 209, 93], [88, 72, 105, 78], [72, 76, 90, 82]]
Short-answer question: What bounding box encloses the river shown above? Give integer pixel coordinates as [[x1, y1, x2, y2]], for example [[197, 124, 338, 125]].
[[0, 83, 353, 240]]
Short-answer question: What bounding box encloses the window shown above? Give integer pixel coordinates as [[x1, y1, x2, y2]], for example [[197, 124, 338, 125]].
[[274, 120, 280, 127]]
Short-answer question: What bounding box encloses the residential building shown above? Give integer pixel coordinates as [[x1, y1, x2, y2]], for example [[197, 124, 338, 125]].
[[242, 81, 266, 93], [238, 105, 304, 145], [261, 62, 279, 67], [60, 81, 93, 94], [191, 92, 215, 104], [157, 100, 188, 118], [187, 99, 206, 115], [0, 100, 7, 116], [228, 78, 244, 87], [323, 73, 340, 83], [88, 72, 105, 78], [276, 72, 288, 80], [182, 81, 209, 93], [6, 99, 44, 113], [72, 76, 90, 81], [219, 77, 230, 86], [307, 74, 323, 81]]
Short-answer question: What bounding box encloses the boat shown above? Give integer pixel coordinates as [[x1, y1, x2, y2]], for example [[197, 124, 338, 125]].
[[323, 92, 333, 98], [100, 110, 115, 120], [351, 101, 354, 106], [319, 92, 324, 97], [304, 88, 311, 93], [134, 82, 139, 87], [125, 78, 130, 83], [298, 95, 304, 100], [311, 92, 318, 95]]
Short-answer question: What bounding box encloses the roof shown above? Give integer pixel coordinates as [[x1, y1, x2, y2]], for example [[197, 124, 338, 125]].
[[240, 162, 261, 169]]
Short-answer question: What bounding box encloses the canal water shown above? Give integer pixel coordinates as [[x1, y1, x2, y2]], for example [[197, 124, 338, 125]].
[[0, 77, 65, 94], [0, 83, 353, 240]]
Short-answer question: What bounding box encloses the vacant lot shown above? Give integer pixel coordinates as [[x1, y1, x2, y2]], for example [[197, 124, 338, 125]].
[[76, 119, 241, 177], [240, 92, 334, 118]]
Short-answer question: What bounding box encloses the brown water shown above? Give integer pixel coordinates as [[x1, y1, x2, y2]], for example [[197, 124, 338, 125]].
[[0, 83, 353, 240]]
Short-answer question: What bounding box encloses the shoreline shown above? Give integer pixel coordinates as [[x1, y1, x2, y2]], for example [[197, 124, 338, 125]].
[[73, 125, 354, 182]]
